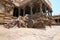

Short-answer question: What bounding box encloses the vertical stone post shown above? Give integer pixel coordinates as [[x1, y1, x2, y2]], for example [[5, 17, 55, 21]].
[[49, 11, 52, 16], [48, 10, 50, 16], [50, 11, 52, 16], [30, 6, 33, 15], [45, 6, 46, 13], [23, 6, 25, 16], [30, 3, 33, 15], [58, 19, 59, 24], [18, 7, 20, 16], [40, 3, 43, 13], [48, 10, 52, 16], [59, 19, 60, 23]]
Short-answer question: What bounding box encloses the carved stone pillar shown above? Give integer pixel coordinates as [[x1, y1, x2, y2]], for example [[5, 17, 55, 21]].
[[50, 11, 52, 16], [49, 11, 52, 16], [58, 19, 59, 23], [18, 7, 20, 16], [30, 6, 33, 15], [48, 10, 50, 16], [40, 3, 43, 13], [30, 3, 33, 15], [23, 6, 25, 16], [44, 6, 46, 13]]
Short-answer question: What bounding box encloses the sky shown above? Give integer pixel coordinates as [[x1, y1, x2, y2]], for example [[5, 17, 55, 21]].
[[50, 0, 60, 15]]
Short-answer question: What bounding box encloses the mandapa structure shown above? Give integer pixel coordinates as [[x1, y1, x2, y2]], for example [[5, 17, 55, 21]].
[[0, 0, 52, 17], [51, 15, 60, 25], [0, 0, 53, 28]]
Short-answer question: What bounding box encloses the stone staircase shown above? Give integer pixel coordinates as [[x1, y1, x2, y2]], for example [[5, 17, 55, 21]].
[[0, 13, 5, 24], [0, 13, 16, 24]]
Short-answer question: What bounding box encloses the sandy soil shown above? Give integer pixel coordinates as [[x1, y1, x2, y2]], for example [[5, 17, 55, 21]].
[[0, 25, 60, 40]]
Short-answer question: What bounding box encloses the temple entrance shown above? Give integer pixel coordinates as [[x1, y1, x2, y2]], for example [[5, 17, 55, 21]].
[[13, 7, 19, 17]]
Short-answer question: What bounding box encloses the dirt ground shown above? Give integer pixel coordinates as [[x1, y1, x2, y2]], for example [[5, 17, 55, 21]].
[[0, 25, 60, 40]]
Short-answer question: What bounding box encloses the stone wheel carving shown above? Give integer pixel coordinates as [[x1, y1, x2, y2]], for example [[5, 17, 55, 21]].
[[27, 19, 33, 28]]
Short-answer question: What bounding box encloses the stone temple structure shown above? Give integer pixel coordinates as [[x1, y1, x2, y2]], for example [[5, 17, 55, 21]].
[[51, 15, 60, 25], [0, 0, 54, 28], [0, 0, 52, 17]]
